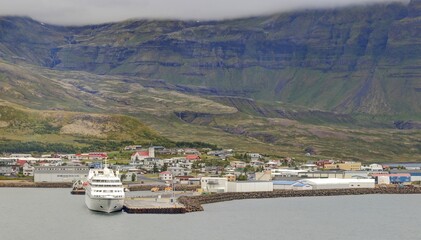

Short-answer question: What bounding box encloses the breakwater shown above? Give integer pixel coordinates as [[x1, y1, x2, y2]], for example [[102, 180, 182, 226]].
[[178, 187, 421, 213]]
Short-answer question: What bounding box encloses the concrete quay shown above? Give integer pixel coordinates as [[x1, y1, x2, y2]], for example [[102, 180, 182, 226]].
[[123, 198, 186, 214]]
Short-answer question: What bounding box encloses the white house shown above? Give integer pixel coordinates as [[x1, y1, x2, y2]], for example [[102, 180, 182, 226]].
[[168, 166, 191, 176], [361, 163, 383, 171], [159, 171, 173, 181], [22, 163, 34, 176]]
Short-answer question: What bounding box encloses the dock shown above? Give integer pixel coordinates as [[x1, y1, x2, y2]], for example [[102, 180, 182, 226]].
[[123, 197, 186, 214]]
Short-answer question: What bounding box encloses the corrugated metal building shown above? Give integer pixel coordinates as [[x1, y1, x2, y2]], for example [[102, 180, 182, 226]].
[[34, 166, 89, 182], [300, 178, 375, 189]]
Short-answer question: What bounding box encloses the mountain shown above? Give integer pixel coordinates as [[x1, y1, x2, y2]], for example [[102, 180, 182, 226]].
[[0, 1, 420, 161], [0, 0, 420, 116]]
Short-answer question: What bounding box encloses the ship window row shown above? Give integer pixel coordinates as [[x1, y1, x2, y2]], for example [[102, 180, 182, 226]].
[[91, 184, 122, 187], [93, 195, 123, 198], [93, 190, 123, 193], [92, 180, 120, 183]]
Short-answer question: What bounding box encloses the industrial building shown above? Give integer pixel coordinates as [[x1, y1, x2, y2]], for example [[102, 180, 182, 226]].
[[273, 181, 313, 190], [201, 177, 274, 193], [298, 170, 371, 179], [201, 177, 228, 193], [34, 166, 89, 182], [371, 173, 411, 185], [323, 161, 362, 171], [227, 181, 273, 192], [390, 170, 421, 182], [300, 178, 375, 189]]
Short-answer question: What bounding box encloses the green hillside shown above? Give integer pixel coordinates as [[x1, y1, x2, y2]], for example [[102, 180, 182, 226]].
[[0, 102, 169, 153]]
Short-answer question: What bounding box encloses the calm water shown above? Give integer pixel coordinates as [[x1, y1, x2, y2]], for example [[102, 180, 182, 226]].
[[1, 188, 421, 240]]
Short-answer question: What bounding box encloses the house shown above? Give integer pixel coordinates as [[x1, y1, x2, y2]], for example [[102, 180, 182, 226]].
[[250, 160, 264, 168], [186, 154, 201, 161], [159, 171, 173, 181], [87, 152, 108, 160], [224, 173, 236, 182], [315, 159, 335, 168], [247, 153, 262, 161], [0, 166, 17, 176], [175, 175, 194, 184], [230, 161, 247, 169], [300, 163, 318, 171], [265, 161, 279, 170], [361, 163, 383, 171], [22, 163, 35, 176], [124, 145, 142, 151], [184, 148, 200, 155], [9, 154, 32, 158], [168, 166, 191, 176]]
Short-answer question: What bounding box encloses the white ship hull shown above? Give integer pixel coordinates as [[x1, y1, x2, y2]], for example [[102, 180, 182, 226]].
[[85, 194, 124, 213]]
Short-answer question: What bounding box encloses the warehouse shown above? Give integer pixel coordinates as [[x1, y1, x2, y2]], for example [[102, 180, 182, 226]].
[[390, 170, 421, 182], [371, 173, 411, 185], [300, 178, 375, 190], [201, 177, 228, 193], [34, 166, 89, 182], [273, 181, 313, 190], [227, 181, 273, 192]]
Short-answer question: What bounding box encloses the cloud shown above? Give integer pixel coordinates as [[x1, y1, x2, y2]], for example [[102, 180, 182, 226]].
[[0, 0, 410, 25]]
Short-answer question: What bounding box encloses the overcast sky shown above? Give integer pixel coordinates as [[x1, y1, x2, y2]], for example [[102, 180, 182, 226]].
[[0, 0, 410, 25]]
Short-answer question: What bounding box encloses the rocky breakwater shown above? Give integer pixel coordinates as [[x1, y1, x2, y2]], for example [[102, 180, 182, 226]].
[[178, 187, 421, 213]]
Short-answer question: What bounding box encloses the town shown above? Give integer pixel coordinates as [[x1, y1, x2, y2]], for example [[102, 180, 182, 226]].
[[1, 144, 420, 193]]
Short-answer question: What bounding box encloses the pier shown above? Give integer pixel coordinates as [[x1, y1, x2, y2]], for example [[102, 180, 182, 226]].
[[123, 197, 186, 214]]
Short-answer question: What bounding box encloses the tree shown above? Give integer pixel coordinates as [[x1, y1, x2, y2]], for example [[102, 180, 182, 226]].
[[131, 173, 136, 182], [161, 163, 168, 172], [120, 173, 127, 181], [237, 174, 247, 181], [152, 163, 158, 173]]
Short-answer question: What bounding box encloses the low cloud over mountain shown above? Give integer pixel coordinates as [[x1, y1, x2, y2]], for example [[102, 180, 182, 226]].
[[0, 0, 410, 25]]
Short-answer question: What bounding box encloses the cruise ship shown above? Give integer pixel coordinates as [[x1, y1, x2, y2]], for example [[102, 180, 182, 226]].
[[84, 163, 125, 213]]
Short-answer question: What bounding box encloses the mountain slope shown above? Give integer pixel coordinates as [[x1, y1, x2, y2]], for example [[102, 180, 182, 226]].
[[0, 101, 170, 152], [0, 1, 420, 115]]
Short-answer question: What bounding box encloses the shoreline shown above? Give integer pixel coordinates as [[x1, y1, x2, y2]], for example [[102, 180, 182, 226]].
[[0, 181, 72, 188], [178, 187, 421, 212]]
